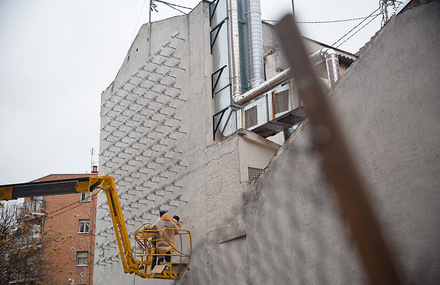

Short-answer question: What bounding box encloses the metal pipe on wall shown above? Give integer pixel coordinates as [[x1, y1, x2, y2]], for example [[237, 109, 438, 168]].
[[229, 0, 242, 98], [229, 0, 339, 106], [232, 48, 341, 105], [247, 0, 265, 88], [310, 48, 341, 88], [321, 48, 340, 88], [233, 68, 291, 105]]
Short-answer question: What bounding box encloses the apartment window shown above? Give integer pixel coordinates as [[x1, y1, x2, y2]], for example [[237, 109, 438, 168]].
[[78, 219, 90, 233], [76, 251, 88, 266], [80, 192, 91, 202]]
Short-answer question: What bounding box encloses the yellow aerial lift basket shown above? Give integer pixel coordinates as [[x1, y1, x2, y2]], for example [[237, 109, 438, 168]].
[[135, 223, 192, 279]]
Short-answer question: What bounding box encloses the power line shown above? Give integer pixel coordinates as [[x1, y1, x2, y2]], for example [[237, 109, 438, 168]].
[[49, 202, 84, 219], [299, 13, 381, 24], [46, 200, 81, 215], [264, 7, 381, 50], [131, 0, 148, 42], [48, 197, 97, 219], [331, 7, 380, 47], [152, 0, 192, 15], [156, 0, 192, 11], [263, 13, 381, 25], [132, 0, 192, 44], [334, 12, 381, 49], [45, 195, 96, 216]]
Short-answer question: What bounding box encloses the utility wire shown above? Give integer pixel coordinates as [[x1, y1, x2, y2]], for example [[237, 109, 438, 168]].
[[335, 12, 381, 49], [45, 196, 96, 216], [264, 7, 381, 50], [299, 14, 381, 24], [153, 0, 192, 14], [49, 203, 84, 219], [160, 2, 187, 14], [46, 200, 82, 215], [263, 13, 381, 24], [156, 0, 192, 11], [131, 0, 148, 42], [48, 197, 97, 219], [331, 7, 380, 47], [131, 0, 191, 44]]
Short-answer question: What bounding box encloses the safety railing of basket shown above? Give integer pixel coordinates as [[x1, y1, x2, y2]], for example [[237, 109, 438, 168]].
[[134, 222, 192, 272]]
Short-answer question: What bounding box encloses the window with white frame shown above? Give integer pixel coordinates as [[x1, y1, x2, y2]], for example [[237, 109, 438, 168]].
[[79, 192, 91, 202], [76, 251, 88, 266], [78, 219, 90, 233]]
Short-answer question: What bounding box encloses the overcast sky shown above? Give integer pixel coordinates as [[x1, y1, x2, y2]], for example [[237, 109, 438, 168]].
[[0, 0, 393, 185]]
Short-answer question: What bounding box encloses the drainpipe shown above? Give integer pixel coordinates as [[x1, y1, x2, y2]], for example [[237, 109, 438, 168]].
[[311, 48, 340, 88], [229, 0, 241, 98], [247, 0, 265, 88]]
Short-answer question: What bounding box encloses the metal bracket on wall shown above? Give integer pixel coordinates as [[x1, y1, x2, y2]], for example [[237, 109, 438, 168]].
[[211, 65, 227, 97], [210, 20, 226, 54], [209, 0, 221, 25], [212, 108, 228, 140]]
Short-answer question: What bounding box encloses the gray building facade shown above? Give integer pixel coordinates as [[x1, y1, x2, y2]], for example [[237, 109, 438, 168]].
[[95, 1, 440, 284]]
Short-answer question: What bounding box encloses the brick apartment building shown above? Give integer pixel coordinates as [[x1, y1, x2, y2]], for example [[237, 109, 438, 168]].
[[24, 167, 98, 285]]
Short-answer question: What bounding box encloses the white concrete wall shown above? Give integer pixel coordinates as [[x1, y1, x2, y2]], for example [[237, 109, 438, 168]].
[[95, 2, 280, 284], [244, 2, 440, 284], [238, 131, 280, 182], [95, 3, 213, 284], [96, 2, 440, 284]]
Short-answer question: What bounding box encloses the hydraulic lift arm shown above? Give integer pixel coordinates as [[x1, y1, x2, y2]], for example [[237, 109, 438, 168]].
[[0, 176, 137, 274], [0, 176, 191, 279]]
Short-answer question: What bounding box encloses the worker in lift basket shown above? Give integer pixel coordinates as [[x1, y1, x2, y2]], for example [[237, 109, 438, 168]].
[[150, 210, 181, 264]]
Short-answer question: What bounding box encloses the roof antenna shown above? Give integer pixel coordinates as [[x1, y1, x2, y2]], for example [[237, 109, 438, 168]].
[[91, 148, 98, 171]]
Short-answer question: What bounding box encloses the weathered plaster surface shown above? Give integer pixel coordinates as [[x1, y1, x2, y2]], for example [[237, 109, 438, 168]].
[[244, 2, 440, 284], [96, 2, 439, 284], [95, 3, 279, 284]]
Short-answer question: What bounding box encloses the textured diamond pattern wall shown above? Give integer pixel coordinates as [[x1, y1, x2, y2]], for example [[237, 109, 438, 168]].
[[95, 32, 188, 266]]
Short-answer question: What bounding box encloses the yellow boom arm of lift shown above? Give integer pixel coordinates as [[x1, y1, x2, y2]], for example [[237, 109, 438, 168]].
[[0, 176, 191, 279], [0, 176, 138, 274]]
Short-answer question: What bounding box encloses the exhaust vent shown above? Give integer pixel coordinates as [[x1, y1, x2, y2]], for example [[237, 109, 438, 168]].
[[274, 89, 289, 114], [247, 0, 265, 88], [248, 167, 264, 180], [245, 106, 258, 129]]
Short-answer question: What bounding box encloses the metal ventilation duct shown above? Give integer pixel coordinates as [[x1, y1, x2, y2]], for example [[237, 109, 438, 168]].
[[229, 0, 242, 98], [246, 0, 265, 88], [233, 68, 291, 104], [321, 48, 340, 87], [311, 48, 341, 88]]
